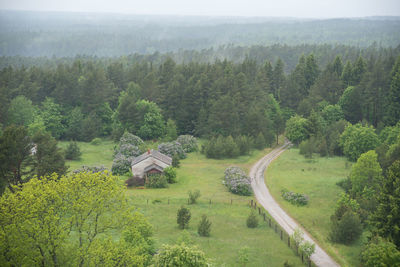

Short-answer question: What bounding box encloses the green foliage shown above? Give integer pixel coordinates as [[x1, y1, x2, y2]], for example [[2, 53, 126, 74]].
[[163, 166, 177, 183], [246, 210, 259, 228], [285, 115, 309, 145], [203, 135, 246, 159], [40, 97, 64, 139], [90, 137, 101, 145], [145, 173, 168, 188], [361, 236, 400, 267], [338, 86, 362, 124], [340, 123, 380, 161], [31, 129, 67, 178], [65, 107, 84, 141], [299, 240, 316, 259], [153, 243, 208, 267], [7, 95, 36, 127], [0, 172, 153, 266], [0, 125, 33, 190], [299, 138, 316, 159], [235, 135, 253, 155], [291, 227, 304, 248], [281, 189, 309, 206], [176, 135, 198, 153], [255, 132, 266, 150], [198, 215, 212, 237], [172, 154, 180, 168], [386, 56, 400, 126], [165, 119, 178, 141], [224, 166, 252, 196], [188, 189, 201, 204], [177, 206, 191, 230], [65, 141, 81, 160], [349, 150, 382, 198], [321, 104, 344, 125], [237, 246, 250, 267], [330, 210, 362, 244], [372, 160, 400, 249]]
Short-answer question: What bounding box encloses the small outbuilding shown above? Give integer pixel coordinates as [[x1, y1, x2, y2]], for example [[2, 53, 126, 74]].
[[131, 149, 172, 179]]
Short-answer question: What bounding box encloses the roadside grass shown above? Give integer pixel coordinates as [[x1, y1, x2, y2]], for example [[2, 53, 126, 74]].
[[60, 139, 304, 266], [266, 148, 364, 267]]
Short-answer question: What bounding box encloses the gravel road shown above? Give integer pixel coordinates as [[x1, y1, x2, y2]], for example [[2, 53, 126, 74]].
[[249, 142, 340, 267]]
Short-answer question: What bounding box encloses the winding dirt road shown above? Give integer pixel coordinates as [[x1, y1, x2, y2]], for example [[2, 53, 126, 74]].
[[249, 142, 340, 267]]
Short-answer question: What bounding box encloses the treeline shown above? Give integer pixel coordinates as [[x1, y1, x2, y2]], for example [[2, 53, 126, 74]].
[[1, 50, 399, 144], [1, 11, 400, 57]]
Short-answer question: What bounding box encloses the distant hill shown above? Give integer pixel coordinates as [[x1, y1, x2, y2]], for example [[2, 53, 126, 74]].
[[0, 10, 399, 57]]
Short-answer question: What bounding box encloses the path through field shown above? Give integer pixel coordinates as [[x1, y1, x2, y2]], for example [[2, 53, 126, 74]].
[[249, 142, 340, 267]]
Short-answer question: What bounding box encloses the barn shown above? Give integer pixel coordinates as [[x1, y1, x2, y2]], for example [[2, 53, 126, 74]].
[[131, 149, 172, 179]]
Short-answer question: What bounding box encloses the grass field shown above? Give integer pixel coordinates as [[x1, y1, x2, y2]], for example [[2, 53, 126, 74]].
[[60, 139, 305, 266], [266, 148, 365, 267]]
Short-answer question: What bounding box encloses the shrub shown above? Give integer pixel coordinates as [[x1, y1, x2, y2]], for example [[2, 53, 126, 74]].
[[224, 166, 252, 196], [330, 210, 362, 244], [235, 135, 252, 155], [203, 135, 248, 159], [361, 236, 400, 267], [119, 132, 144, 147], [299, 138, 316, 159], [177, 206, 191, 229], [246, 210, 258, 228], [90, 138, 101, 145], [145, 173, 168, 188], [117, 143, 142, 157], [176, 135, 198, 152], [111, 153, 134, 175], [281, 189, 309, 206], [197, 215, 211, 237], [188, 190, 201, 204], [125, 176, 145, 187], [65, 142, 81, 160], [153, 243, 208, 267], [158, 141, 186, 159], [237, 246, 250, 266], [255, 132, 266, 150], [172, 154, 180, 168], [299, 240, 316, 259], [163, 166, 177, 183], [73, 165, 108, 174]]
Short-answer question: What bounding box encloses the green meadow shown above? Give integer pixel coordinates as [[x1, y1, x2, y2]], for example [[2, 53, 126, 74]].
[[266, 148, 364, 267], [60, 140, 304, 266]]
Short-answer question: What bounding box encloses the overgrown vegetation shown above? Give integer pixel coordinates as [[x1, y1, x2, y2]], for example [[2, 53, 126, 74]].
[[224, 166, 252, 196]]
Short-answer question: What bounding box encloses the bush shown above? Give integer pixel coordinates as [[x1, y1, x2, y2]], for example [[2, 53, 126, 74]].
[[172, 154, 180, 168], [203, 135, 245, 159], [117, 143, 142, 157], [361, 236, 400, 267], [176, 135, 198, 153], [224, 166, 252, 196], [153, 243, 208, 267], [111, 153, 134, 175], [65, 142, 81, 160], [255, 132, 266, 150], [246, 210, 259, 228], [188, 190, 201, 204], [158, 141, 186, 159], [90, 138, 101, 145], [119, 132, 144, 147], [235, 135, 252, 155], [177, 206, 191, 229], [330, 210, 362, 244], [281, 189, 309, 206], [73, 165, 108, 174], [125, 176, 145, 187], [299, 138, 316, 158], [163, 166, 177, 183], [198, 215, 211, 237], [145, 173, 168, 188]]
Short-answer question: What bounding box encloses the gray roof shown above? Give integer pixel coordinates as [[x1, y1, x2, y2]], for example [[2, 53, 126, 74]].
[[131, 149, 172, 166], [144, 164, 164, 173]]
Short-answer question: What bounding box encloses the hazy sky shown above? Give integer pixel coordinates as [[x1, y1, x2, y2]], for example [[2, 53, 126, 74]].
[[1, 0, 399, 18]]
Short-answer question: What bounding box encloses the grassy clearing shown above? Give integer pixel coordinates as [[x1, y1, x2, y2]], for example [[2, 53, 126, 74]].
[[61, 139, 304, 266], [266, 148, 364, 267]]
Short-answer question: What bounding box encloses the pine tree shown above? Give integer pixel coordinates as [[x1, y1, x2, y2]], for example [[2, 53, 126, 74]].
[[198, 215, 212, 237]]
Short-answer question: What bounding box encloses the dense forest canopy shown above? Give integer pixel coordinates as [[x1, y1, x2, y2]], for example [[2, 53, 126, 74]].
[[1, 10, 400, 57]]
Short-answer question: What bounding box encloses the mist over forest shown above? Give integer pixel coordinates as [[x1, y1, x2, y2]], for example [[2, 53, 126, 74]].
[[1, 10, 400, 58]]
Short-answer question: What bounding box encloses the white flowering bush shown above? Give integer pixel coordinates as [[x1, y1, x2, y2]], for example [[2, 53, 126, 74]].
[[118, 144, 142, 157], [73, 165, 108, 174], [224, 166, 252, 196], [119, 132, 144, 147], [176, 135, 198, 153], [158, 141, 186, 159], [281, 189, 309, 206], [111, 153, 135, 175]]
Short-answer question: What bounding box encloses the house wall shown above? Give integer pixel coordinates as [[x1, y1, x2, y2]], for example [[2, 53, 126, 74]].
[[131, 158, 170, 178]]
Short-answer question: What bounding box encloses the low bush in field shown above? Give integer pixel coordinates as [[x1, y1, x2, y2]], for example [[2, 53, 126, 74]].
[[281, 189, 309, 206], [125, 176, 145, 187], [111, 153, 134, 175], [158, 141, 186, 159], [176, 135, 198, 152], [73, 165, 108, 174], [224, 166, 252, 196], [90, 138, 101, 145], [145, 173, 168, 188]]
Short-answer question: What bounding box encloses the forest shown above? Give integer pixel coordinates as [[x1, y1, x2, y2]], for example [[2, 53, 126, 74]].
[[1, 10, 400, 267]]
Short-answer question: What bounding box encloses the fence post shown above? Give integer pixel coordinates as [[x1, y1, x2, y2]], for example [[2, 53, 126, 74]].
[[168, 198, 169, 204], [209, 199, 211, 205], [275, 224, 277, 233], [258, 207, 261, 215], [263, 213, 266, 221], [280, 230, 283, 240], [302, 253, 304, 263], [254, 202, 257, 209], [269, 218, 271, 227], [288, 236, 290, 247], [231, 199, 232, 205], [251, 199, 253, 207]]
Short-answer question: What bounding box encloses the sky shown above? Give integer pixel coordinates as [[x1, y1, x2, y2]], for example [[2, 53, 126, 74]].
[[0, 0, 399, 18]]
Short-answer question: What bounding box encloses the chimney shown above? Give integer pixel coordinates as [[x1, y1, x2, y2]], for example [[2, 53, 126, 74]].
[[147, 149, 151, 155]]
